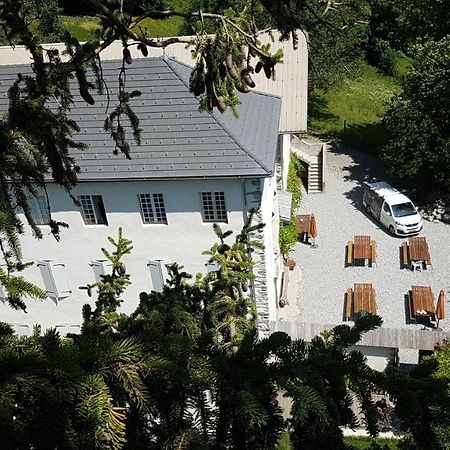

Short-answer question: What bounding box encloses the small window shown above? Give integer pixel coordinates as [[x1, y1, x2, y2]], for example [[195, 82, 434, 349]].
[[37, 260, 72, 302], [201, 192, 228, 223], [78, 195, 108, 225], [139, 193, 167, 224], [29, 195, 51, 225], [383, 202, 391, 214]]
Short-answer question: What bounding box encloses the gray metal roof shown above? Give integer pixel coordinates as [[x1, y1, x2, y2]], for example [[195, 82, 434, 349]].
[[0, 56, 281, 180]]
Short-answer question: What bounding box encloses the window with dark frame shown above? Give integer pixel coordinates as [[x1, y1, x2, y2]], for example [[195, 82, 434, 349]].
[[139, 193, 167, 224], [78, 195, 108, 225], [201, 192, 228, 223]]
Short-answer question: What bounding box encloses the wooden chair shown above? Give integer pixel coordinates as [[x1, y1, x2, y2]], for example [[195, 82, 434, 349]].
[[401, 242, 410, 269], [345, 288, 353, 320], [346, 241, 353, 267], [370, 241, 377, 267]]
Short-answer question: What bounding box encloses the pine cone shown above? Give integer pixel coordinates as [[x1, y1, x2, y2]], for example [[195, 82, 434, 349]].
[[255, 61, 263, 73], [241, 69, 255, 88], [123, 48, 132, 65], [80, 88, 95, 105], [263, 64, 272, 79], [137, 43, 148, 57], [225, 54, 239, 80], [236, 83, 251, 93]]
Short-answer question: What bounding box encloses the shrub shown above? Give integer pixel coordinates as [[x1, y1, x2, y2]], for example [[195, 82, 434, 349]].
[[279, 152, 303, 257]]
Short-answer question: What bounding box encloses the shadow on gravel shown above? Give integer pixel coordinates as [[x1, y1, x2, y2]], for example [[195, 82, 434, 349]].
[[327, 143, 399, 237]]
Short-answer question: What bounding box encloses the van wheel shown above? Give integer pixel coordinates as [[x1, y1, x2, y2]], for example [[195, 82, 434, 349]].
[[389, 225, 395, 235]]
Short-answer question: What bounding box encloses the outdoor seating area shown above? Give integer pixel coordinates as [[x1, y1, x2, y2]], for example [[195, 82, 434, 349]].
[[402, 236, 432, 271], [293, 150, 450, 335], [408, 286, 446, 325], [346, 236, 377, 267], [345, 283, 377, 321]]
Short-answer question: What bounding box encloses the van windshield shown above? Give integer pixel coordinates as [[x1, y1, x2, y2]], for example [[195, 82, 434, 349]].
[[391, 202, 417, 217]]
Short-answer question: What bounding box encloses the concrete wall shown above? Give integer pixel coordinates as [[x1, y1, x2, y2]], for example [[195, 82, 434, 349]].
[[352, 345, 394, 372], [0, 31, 308, 132], [2, 177, 282, 333]]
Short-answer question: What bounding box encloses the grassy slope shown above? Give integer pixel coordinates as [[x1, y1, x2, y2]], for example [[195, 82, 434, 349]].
[[308, 60, 406, 155], [61, 0, 187, 42]]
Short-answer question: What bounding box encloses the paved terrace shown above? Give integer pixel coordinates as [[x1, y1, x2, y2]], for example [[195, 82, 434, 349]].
[[279, 144, 450, 348]]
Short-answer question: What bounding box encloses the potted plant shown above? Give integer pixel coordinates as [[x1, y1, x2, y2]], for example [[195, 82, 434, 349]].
[[286, 259, 296, 270]]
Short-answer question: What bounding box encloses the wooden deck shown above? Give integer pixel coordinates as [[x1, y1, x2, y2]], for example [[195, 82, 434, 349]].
[[271, 321, 450, 351]]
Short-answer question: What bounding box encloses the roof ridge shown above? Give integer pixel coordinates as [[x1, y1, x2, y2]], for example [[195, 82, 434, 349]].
[[163, 57, 272, 175]]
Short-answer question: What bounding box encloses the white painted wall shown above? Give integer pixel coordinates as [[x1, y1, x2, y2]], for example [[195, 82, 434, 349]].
[[1, 179, 249, 330], [0, 31, 308, 132], [279, 133, 292, 190], [260, 176, 283, 321], [352, 345, 394, 372], [2, 177, 282, 332]]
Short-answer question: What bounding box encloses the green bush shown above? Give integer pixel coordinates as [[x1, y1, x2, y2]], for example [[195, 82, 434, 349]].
[[279, 152, 303, 257], [287, 151, 303, 210]]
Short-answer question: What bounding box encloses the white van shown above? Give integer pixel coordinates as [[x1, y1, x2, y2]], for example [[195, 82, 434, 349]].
[[362, 182, 423, 236]]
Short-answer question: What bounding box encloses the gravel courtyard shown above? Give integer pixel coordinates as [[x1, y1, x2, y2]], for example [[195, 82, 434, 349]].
[[290, 143, 450, 331]]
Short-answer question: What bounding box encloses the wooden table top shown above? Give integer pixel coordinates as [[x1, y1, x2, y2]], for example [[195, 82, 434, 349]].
[[296, 214, 311, 235], [353, 283, 377, 315], [409, 237, 431, 263], [354, 235, 371, 260], [411, 285, 435, 316]]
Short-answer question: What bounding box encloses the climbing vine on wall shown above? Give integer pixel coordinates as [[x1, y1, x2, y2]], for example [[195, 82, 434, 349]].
[[279, 152, 303, 257]]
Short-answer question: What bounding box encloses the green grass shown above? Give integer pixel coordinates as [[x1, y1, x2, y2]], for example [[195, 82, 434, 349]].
[[61, 15, 186, 42], [276, 433, 403, 449], [61, 1, 188, 42], [344, 436, 402, 449], [308, 59, 404, 155]]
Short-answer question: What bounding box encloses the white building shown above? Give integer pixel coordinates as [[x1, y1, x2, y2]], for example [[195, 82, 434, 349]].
[[0, 55, 290, 335]]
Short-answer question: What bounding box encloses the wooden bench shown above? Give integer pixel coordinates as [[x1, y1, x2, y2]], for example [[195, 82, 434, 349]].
[[408, 291, 415, 322], [371, 241, 377, 267], [345, 288, 353, 320], [401, 242, 410, 269], [346, 241, 353, 267]]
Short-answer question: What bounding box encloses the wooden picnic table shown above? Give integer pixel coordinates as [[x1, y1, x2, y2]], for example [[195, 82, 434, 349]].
[[345, 283, 377, 320], [410, 285, 435, 322], [347, 236, 377, 267], [409, 237, 431, 265], [354, 235, 371, 260]]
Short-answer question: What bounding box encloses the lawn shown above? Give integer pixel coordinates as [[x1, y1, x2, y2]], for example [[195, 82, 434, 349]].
[[276, 432, 403, 449], [61, 0, 188, 42], [308, 59, 405, 155]]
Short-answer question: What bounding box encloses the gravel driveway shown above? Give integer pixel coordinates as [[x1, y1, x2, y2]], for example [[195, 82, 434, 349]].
[[290, 143, 450, 331]]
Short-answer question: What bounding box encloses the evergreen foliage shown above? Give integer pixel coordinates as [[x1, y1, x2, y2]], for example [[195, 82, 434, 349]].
[[382, 37, 450, 194]]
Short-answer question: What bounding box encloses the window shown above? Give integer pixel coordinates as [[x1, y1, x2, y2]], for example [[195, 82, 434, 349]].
[[29, 195, 51, 225], [139, 193, 167, 224], [37, 260, 72, 302], [78, 195, 108, 225], [201, 192, 227, 223]]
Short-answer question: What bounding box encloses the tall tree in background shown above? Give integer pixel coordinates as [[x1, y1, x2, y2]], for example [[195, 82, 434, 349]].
[[382, 37, 450, 195]]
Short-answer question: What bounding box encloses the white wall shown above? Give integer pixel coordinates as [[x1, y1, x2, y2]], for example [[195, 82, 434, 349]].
[[0, 31, 308, 132], [1, 179, 250, 330], [352, 345, 394, 372], [260, 176, 283, 321]]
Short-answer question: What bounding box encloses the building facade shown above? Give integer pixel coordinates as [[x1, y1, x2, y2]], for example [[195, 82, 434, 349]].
[[0, 56, 285, 335]]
